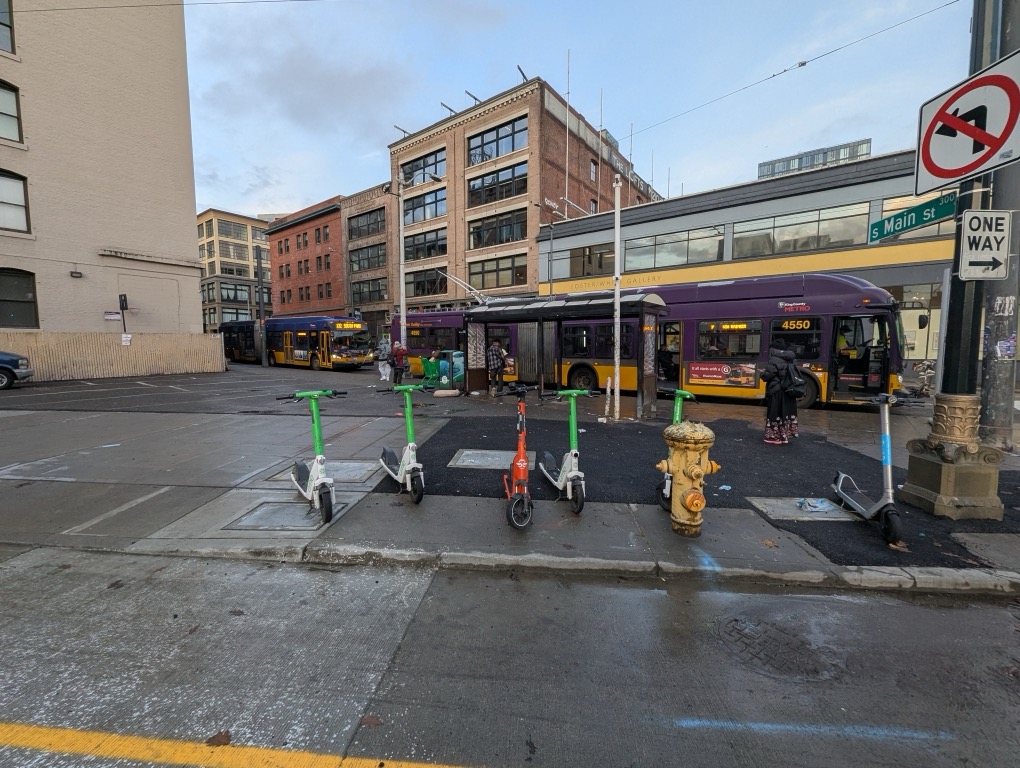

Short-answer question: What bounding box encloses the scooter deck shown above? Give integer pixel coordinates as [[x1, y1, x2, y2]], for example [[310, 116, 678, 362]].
[[840, 488, 874, 514]]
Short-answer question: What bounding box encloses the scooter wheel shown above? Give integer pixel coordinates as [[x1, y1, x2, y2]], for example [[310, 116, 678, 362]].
[[656, 480, 670, 512], [881, 507, 903, 544], [409, 471, 424, 504], [318, 486, 333, 525], [506, 495, 532, 529], [569, 480, 584, 515]]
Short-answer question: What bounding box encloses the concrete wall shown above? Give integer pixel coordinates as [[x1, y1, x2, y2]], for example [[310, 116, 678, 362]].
[[0, 332, 225, 382]]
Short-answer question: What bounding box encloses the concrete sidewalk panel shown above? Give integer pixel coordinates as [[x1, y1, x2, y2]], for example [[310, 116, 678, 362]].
[[951, 532, 1020, 571]]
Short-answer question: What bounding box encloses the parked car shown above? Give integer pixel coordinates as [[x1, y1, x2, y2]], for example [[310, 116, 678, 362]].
[[0, 351, 33, 389]]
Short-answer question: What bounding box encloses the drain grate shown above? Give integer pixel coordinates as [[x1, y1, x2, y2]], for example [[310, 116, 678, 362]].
[[717, 616, 843, 682]]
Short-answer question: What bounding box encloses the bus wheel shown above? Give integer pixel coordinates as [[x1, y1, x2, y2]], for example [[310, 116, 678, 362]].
[[311, 357, 321, 371], [568, 366, 598, 391], [267, 355, 275, 367], [797, 377, 818, 409]]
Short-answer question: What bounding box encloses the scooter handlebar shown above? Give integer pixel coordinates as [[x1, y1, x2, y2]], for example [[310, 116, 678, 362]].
[[657, 386, 696, 401], [275, 389, 346, 401], [495, 384, 538, 397]]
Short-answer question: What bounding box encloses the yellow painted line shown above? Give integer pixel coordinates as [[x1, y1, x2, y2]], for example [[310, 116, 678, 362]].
[[0, 721, 474, 768]]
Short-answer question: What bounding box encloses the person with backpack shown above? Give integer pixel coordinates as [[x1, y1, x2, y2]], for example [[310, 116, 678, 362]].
[[759, 338, 800, 444]]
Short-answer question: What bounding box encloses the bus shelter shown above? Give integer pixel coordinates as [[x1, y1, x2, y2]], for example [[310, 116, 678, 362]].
[[463, 291, 666, 420]]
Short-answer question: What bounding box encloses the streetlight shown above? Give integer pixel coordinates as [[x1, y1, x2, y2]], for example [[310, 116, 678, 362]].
[[386, 170, 442, 345]]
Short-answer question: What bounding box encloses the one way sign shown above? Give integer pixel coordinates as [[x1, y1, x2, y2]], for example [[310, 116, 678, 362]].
[[960, 209, 1011, 280]]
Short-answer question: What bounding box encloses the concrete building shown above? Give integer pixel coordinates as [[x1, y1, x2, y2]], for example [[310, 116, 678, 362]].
[[267, 77, 658, 341], [0, 0, 217, 380], [539, 149, 953, 362], [197, 209, 273, 332]]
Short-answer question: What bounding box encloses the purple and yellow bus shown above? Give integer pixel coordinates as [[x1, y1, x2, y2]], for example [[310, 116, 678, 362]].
[[265, 315, 373, 371], [395, 311, 519, 380], [396, 273, 909, 407]]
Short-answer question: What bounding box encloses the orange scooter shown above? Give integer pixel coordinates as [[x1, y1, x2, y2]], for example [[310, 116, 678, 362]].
[[497, 383, 538, 529]]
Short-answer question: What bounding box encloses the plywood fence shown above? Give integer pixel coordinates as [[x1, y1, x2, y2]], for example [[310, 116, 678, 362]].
[[0, 332, 226, 382]]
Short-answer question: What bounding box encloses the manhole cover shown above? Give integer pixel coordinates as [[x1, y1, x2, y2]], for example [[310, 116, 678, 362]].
[[449, 449, 534, 470], [717, 616, 843, 682]]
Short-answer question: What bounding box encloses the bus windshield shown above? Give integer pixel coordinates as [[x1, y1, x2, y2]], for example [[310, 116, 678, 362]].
[[332, 329, 372, 349]]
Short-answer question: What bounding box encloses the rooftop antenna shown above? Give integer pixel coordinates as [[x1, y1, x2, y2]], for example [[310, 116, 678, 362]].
[[394, 124, 409, 137], [516, 65, 528, 82], [437, 268, 491, 305], [465, 90, 481, 105], [440, 102, 456, 116]]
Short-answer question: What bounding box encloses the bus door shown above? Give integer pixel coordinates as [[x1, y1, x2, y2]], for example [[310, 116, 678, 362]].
[[831, 316, 890, 398], [284, 331, 295, 364], [318, 330, 330, 370], [659, 321, 681, 386]]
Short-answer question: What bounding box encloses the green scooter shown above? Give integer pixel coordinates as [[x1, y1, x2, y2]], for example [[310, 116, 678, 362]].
[[655, 386, 696, 511], [538, 388, 595, 514], [277, 389, 346, 525]]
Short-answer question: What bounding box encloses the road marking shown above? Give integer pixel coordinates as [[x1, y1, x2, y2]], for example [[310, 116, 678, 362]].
[[62, 487, 173, 534], [673, 718, 954, 741], [0, 720, 473, 768]]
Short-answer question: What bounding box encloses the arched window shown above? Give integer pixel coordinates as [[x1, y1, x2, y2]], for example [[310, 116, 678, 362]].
[[0, 268, 38, 327], [0, 169, 28, 231]]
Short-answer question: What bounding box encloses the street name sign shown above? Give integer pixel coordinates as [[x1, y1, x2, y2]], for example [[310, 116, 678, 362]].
[[916, 47, 1020, 195], [868, 191, 957, 243], [960, 209, 1010, 280]]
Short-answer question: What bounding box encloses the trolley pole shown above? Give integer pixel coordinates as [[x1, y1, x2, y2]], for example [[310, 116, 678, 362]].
[[255, 245, 268, 367]]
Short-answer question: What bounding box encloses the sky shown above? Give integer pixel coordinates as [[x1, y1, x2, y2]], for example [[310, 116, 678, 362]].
[[184, 0, 974, 217]]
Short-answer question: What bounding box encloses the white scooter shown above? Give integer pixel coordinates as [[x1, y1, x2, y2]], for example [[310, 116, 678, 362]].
[[538, 388, 594, 514], [378, 383, 432, 503], [277, 389, 346, 525]]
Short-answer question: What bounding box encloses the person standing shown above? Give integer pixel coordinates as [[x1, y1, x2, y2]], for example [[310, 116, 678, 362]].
[[376, 337, 391, 381], [760, 339, 797, 444], [486, 338, 506, 395], [392, 341, 408, 385]]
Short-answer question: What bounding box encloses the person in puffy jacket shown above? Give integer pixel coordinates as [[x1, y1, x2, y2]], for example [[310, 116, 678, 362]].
[[759, 338, 799, 444]]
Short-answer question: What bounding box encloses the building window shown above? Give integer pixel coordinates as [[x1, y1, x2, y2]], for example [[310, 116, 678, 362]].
[[323, 225, 329, 241], [467, 209, 527, 249], [350, 242, 386, 272], [284, 238, 290, 253], [568, 243, 614, 277], [467, 161, 527, 208], [325, 282, 332, 298], [0, 1, 14, 54], [277, 240, 283, 255], [404, 227, 447, 262], [285, 264, 291, 277], [590, 159, 597, 181], [352, 277, 387, 304], [317, 283, 324, 299], [406, 268, 447, 298], [197, 224, 204, 239], [286, 289, 292, 303], [297, 261, 303, 275], [251, 226, 267, 242], [589, 199, 597, 214], [278, 265, 284, 279], [0, 83, 22, 143], [324, 253, 330, 269], [219, 241, 249, 260], [624, 228, 723, 271], [279, 290, 285, 304], [401, 148, 446, 185], [0, 170, 28, 232], [219, 283, 250, 303], [316, 255, 322, 271], [302, 232, 308, 248], [0, 268, 37, 327], [403, 188, 446, 224], [467, 115, 528, 166], [217, 220, 248, 241], [468, 254, 527, 290], [303, 259, 309, 273], [733, 203, 869, 259], [348, 208, 386, 240], [205, 220, 213, 238]]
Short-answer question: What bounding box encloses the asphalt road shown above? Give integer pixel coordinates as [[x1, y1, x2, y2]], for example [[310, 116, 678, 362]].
[[0, 548, 1017, 768]]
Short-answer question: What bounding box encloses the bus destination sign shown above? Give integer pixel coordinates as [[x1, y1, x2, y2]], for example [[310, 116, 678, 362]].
[[333, 321, 364, 330]]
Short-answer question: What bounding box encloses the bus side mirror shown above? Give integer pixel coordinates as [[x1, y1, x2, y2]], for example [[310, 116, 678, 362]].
[[918, 315, 929, 330]]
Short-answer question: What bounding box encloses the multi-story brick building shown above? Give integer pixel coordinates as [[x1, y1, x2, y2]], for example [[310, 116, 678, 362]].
[[266, 77, 657, 341], [196, 209, 273, 332]]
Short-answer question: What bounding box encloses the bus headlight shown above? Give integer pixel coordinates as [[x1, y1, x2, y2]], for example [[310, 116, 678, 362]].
[[896, 374, 903, 385]]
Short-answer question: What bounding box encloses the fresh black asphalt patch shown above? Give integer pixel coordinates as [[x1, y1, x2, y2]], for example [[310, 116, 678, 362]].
[[374, 414, 1020, 570]]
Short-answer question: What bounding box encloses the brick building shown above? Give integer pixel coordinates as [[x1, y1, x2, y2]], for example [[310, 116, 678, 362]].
[[266, 77, 657, 341]]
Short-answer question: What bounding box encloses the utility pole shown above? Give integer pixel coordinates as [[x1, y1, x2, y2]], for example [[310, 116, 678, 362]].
[[981, 0, 1018, 450], [255, 245, 268, 367]]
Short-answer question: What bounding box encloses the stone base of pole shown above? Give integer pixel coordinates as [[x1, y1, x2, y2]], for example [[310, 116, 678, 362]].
[[896, 393, 1004, 520]]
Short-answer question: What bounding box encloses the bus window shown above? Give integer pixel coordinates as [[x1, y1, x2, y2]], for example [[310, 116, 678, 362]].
[[697, 320, 761, 360], [562, 325, 591, 357], [660, 322, 681, 354], [595, 323, 634, 358], [771, 317, 822, 361]]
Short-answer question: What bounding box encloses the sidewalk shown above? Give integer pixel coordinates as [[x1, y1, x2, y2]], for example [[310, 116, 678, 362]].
[[0, 376, 1018, 594]]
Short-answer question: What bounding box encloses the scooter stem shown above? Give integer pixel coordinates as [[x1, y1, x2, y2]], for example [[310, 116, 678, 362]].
[[307, 396, 325, 456], [879, 399, 894, 504], [403, 389, 416, 444], [567, 395, 578, 452]]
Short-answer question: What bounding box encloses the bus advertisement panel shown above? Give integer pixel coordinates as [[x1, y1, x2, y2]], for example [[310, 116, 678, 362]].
[[265, 315, 373, 371]]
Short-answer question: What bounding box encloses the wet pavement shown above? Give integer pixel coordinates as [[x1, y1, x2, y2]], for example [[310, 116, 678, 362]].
[[0, 366, 1018, 593]]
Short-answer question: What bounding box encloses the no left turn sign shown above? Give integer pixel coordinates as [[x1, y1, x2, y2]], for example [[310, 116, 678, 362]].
[[916, 48, 1020, 195]]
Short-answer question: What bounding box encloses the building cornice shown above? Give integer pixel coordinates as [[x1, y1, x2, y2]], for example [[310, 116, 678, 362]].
[[99, 249, 200, 270]]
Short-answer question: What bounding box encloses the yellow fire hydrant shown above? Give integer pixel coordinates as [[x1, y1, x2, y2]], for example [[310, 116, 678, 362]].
[[655, 421, 721, 537]]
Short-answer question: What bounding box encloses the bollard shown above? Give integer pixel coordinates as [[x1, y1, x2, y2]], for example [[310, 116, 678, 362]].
[[655, 420, 720, 537]]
